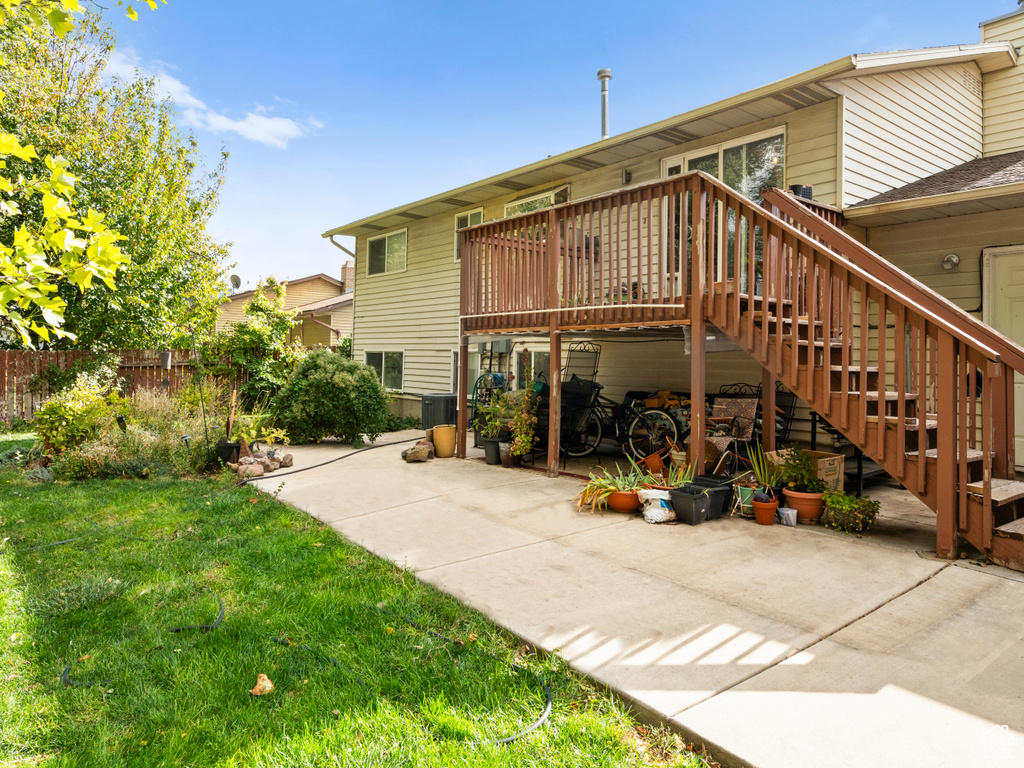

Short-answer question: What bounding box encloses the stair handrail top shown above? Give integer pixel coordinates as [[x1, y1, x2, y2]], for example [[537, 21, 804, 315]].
[[763, 187, 1024, 374]]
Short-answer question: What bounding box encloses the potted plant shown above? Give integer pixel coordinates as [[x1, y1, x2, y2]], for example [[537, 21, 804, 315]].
[[668, 485, 711, 525], [750, 490, 779, 526], [474, 397, 510, 465], [780, 447, 827, 524], [821, 490, 881, 533], [573, 464, 646, 514], [506, 388, 539, 458]]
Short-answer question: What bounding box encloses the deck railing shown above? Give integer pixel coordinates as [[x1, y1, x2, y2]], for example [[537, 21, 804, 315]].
[[459, 170, 1024, 558]]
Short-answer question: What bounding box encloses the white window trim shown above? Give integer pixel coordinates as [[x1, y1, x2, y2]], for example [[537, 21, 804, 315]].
[[982, 245, 1024, 325], [454, 207, 484, 263], [365, 228, 408, 278], [503, 184, 570, 218], [660, 126, 787, 180], [365, 349, 405, 392]]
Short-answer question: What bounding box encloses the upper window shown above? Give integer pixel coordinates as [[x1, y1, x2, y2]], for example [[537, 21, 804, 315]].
[[662, 129, 784, 204], [367, 229, 407, 276], [504, 185, 570, 218], [454, 208, 483, 261], [365, 351, 404, 391]]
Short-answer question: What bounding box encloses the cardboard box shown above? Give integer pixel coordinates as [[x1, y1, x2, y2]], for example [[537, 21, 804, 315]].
[[767, 449, 844, 492]]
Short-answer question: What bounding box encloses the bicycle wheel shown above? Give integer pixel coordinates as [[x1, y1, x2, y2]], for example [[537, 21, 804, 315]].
[[562, 408, 603, 458], [626, 408, 679, 459]]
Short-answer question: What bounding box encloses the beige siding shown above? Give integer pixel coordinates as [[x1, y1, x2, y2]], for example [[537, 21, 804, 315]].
[[826, 64, 984, 207], [866, 208, 1024, 313], [215, 277, 344, 334], [981, 10, 1024, 156], [353, 102, 840, 398]]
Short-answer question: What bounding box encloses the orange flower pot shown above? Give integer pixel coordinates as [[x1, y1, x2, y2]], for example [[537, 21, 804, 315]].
[[606, 491, 642, 513], [783, 489, 825, 524], [751, 499, 779, 525]]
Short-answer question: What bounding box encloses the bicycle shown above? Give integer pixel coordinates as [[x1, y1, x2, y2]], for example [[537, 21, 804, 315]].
[[559, 378, 680, 459]]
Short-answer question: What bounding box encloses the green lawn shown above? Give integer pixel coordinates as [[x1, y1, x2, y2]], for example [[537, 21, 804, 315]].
[[0, 469, 710, 767]]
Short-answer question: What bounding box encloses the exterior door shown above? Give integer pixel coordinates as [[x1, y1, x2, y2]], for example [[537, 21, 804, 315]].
[[984, 246, 1024, 464]]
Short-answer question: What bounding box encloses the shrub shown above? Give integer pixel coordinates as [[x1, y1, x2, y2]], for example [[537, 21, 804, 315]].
[[272, 350, 390, 446], [28, 352, 122, 395], [34, 374, 116, 454]]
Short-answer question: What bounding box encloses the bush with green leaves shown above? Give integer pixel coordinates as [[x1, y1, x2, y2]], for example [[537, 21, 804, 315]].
[[27, 352, 122, 395], [33, 373, 118, 454], [272, 350, 390, 446]]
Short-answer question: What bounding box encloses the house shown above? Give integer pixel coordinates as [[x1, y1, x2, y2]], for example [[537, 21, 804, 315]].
[[323, 10, 1024, 566], [216, 267, 354, 346]]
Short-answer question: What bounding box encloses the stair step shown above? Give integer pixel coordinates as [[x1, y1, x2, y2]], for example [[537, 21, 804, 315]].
[[994, 517, 1024, 541], [863, 392, 919, 402], [966, 479, 1024, 505], [829, 365, 879, 374], [905, 448, 988, 462], [865, 415, 937, 430]]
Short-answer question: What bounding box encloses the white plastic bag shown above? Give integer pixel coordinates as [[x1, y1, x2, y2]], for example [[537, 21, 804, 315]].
[[638, 489, 674, 524]]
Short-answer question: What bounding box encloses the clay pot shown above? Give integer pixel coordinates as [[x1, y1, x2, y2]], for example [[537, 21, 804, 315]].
[[783, 489, 825, 524], [751, 499, 779, 525], [606, 490, 642, 513]]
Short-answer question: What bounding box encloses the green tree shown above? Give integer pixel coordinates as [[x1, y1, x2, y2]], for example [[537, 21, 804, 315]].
[[0, 10, 227, 349], [0, 0, 168, 347]]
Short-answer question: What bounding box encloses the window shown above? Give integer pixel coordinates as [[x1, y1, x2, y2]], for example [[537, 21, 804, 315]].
[[662, 129, 784, 204], [516, 350, 550, 388], [367, 229, 407, 276], [454, 208, 483, 261], [504, 184, 570, 218], [365, 351, 404, 391]]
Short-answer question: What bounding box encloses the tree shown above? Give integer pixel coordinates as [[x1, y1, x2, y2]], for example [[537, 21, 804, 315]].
[[1, 8, 226, 349], [0, 0, 169, 347]]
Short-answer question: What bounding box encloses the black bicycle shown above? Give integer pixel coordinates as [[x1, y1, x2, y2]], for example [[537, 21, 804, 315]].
[[560, 379, 679, 459]]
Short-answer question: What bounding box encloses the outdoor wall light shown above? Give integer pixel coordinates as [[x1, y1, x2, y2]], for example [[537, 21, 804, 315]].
[[942, 253, 961, 271]]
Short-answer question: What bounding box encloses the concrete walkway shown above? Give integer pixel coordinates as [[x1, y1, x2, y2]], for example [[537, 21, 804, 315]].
[[256, 433, 1024, 767]]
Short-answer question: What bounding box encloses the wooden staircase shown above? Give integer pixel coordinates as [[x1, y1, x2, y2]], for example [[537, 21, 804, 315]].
[[700, 179, 1024, 569]]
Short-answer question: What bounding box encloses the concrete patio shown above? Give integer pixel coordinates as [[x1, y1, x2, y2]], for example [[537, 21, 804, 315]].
[[254, 432, 1024, 767]]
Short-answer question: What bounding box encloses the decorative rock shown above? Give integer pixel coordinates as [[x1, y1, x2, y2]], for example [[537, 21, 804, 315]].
[[252, 451, 267, 459], [238, 464, 265, 479], [269, 461, 281, 472], [279, 454, 294, 468], [226, 462, 239, 471], [257, 457, 275, 472], [239, 456, 255, 465], [402, 442, 434, 462], [239, 439, 253, 459]]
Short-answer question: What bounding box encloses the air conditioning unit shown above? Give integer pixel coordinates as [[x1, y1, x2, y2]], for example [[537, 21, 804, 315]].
[[421, 393, 458, 430]]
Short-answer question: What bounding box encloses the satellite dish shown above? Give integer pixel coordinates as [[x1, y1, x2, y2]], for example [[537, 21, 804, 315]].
[[230, 274, 241, 289]]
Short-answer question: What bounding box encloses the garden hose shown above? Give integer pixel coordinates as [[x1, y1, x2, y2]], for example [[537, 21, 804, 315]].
[[232, 436, 422, 488], [378, 607, 553, 746]]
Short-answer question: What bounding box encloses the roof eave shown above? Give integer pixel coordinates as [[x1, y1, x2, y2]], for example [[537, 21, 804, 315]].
[[844, 181, 1024, 222]]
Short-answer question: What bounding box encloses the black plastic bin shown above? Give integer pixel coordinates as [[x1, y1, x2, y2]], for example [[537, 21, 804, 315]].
[[683, 475, 734, 519], [668, 488, 710, 525]]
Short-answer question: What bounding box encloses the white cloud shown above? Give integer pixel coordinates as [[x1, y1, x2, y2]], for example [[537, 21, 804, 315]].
[[105, 48, 319, 149]]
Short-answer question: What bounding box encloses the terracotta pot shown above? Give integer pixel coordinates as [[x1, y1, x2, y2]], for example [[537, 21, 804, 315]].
[[783, 489, 825, 524], [606, 490, 642, 513], [751, 499, 779, 525]]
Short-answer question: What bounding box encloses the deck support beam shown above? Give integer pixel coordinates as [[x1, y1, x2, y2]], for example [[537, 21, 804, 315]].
[[456, 328, 469, 459], [546, 330, 562, 477], [762, 368, 777, 452], [689, 183, 707, 475], [935, 331, 959, 559]]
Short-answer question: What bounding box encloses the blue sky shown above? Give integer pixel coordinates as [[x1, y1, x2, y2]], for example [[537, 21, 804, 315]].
[[103, 0, 1018, 290]]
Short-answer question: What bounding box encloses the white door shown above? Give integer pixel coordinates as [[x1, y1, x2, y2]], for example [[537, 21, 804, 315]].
[[984, 247, 1024, 463]]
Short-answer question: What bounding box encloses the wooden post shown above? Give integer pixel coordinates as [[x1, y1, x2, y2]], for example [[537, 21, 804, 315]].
[[762, 368, 777, 452], [456, 327, 469, 458], [689, 180, 706, 475], [546, 208, 563, 478], [935, 331, 958, 559]]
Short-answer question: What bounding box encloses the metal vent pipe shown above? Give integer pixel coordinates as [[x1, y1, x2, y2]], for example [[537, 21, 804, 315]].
[[597, 69, 612, 139]]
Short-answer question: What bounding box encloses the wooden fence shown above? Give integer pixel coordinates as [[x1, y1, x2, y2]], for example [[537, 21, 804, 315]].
[[0, 349, 201, 423]]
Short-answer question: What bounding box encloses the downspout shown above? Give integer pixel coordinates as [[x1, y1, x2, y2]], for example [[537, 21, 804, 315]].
[[328, 235, 356, 260], [300, 313, 344, 344], [326, 235, 357, 354]]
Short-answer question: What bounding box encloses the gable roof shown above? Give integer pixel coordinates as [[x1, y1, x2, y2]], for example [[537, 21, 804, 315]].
[[845, 150, 1024, 226], [324, 42, 1016, 239], [225, 273, 343, 304], [293, 293, 354, 314]]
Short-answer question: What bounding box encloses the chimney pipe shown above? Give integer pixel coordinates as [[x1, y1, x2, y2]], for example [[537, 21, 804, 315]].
[[597, 69, 612, 140]]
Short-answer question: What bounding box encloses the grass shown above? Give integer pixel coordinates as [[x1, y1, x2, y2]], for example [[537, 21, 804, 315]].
[[0, 468, 711, 767]]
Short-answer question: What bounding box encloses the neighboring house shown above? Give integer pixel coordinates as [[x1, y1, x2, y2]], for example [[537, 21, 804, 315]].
[[216, 269, 354, 346], [324, 10, 1024, 433]]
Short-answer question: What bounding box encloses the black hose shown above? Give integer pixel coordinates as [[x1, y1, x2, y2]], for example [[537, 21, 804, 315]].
[[232, 437, 422, 488], [379, 607, 552, 746]]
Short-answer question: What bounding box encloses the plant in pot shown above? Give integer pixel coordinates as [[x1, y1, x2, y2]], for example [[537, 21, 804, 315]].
[[780, 447, 827, 524], [507, 388, 539, 461], [573, 463, 646, 514], [821, 490, 881, 533], [475, 396, 511, 466], [750, 489, 779, 526]]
